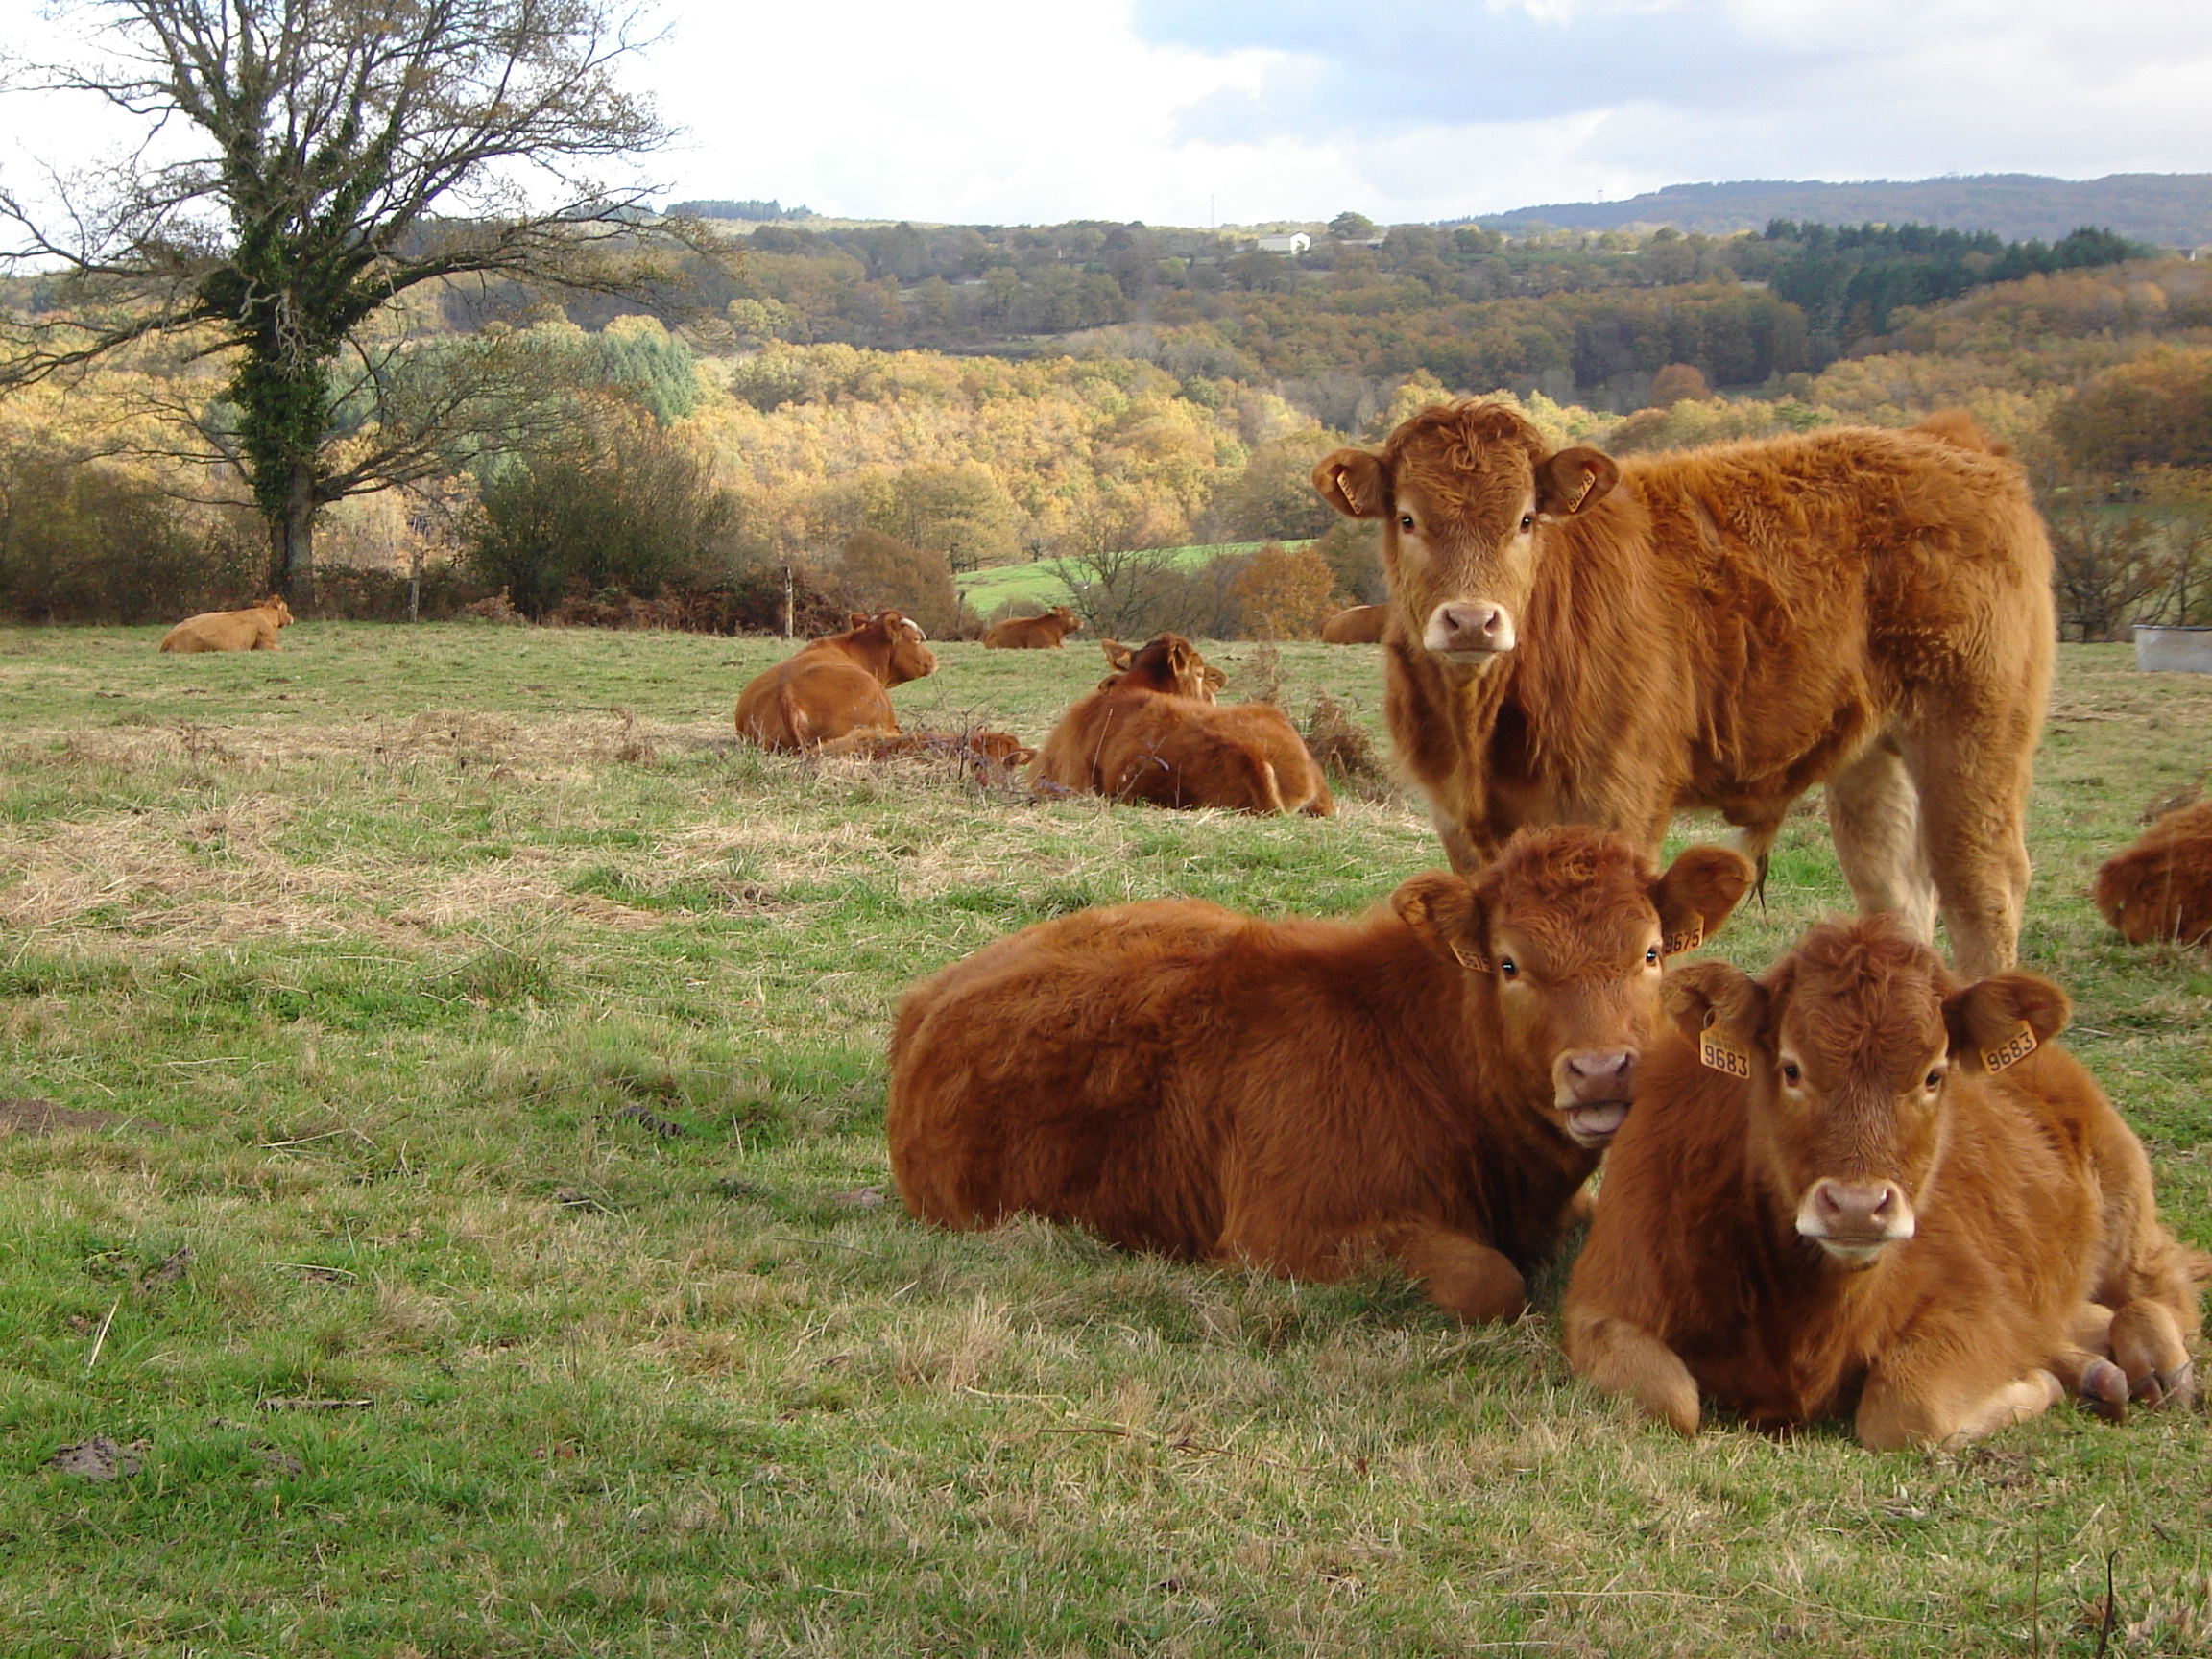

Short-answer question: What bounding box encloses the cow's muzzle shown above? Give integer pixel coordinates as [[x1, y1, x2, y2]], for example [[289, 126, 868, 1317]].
[[1422, 600, 1516, 661], [1553, 1046, 1635, 1147], [1795, 1178, 1915, 1266]]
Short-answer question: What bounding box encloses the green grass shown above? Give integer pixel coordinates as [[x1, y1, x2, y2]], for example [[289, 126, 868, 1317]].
[[0, 621, 2208, 1656], [956, 541, 1312, 615]]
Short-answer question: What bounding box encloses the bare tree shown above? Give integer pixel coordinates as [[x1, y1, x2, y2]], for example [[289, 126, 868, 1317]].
[[0, 0, 722, 605]]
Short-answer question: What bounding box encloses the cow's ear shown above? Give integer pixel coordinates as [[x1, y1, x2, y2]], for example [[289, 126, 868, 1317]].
[[1535, 447, 1620, 517], [1392, 873, 1490, 972], [1944, 972, 2070, 1072], [1652, 846, 1756, 956], [848, 612, 869, 630], [1662, 958, 1767, 1048], [1313, 448, 1387, 519], [1100, 639, 1131, 669]]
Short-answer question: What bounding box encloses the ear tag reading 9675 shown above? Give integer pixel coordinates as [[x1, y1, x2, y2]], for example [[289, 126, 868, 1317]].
[[1981, 1022, 2038, 1075], [1697, 1010, 1752, 1079], [1452, 941, 1491, 974], [1661, 925, 1702, 957]]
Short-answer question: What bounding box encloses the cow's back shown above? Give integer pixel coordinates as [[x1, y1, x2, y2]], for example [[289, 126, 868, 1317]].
[[158, 608, 268, 653], [1097, 695, 1334, 816], [888, 900, 1262, 1252], [735, 651, 896, 749]]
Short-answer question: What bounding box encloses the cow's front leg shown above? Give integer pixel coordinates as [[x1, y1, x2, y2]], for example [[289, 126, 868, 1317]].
[[1563, 1307, 1701, 1436], [1392, 1221, 1527, 1322], [1855, 1353, 2062, 1451]]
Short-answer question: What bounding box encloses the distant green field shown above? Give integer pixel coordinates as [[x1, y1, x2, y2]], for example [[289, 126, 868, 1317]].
[[958, 540, 1312, 615]]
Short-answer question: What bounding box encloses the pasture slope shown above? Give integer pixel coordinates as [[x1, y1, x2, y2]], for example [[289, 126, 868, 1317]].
[[0, 619, 2207, 1658]]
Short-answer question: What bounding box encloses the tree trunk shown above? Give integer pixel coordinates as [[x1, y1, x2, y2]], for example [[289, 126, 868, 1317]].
[[269, 462, 318, 610]]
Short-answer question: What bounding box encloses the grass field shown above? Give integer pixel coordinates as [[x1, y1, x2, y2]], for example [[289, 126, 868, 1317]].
[[956, 541, 1311, 616], [1, 620, 2208, 1658]]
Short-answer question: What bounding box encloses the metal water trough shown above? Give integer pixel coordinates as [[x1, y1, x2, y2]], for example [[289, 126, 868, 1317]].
[[2134, 625, 2212, 673]]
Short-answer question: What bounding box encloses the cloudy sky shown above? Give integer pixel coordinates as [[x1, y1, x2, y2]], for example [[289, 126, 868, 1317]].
[[8, 0, 2212, 228]]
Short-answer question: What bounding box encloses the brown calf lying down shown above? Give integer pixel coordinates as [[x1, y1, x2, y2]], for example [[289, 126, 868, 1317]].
[[1030, 635, 1334, 816], [889, 827, 1753, 1321], [1566, 916, 2206, 1450], [158, 596, 293, 652], [2095, 800, 2212, 949], [734, 612, 937, 750], [817, 727, 1037, 781], [982, 606, 1083, 649], [1312, 401, 2054, 977], [1321, 604, 1389, 644]]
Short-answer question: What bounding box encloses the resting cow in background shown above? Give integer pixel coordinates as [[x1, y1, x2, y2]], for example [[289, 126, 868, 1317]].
[[982, 606, 1084, 649], [1030, 635, 1332, 816], [1565, 916, 2206, 1450], [158, 596, 293, 652], [734, 611, 937, 751], [818, 727, 1037, 783], [1321, 604, 1389, 644], [889, 827, 1754, 1322], [2095, 800, 2212, 950], [1312, 401, 2054, 976]]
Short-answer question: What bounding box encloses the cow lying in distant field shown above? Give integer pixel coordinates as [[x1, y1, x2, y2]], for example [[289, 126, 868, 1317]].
[[982, 607, 1084, 649], [1566, 916, 2207, 1450], [1312, 400, 2055, 977], [889, 826, 1754, 1321], [734, 612, 937, 750], [2095, 801, 2212, 950], [1029, 635, 1333, 816], [158, 596, 293, 653], [1321, 604, 1389, 644], [819, 726, 1037, 782]]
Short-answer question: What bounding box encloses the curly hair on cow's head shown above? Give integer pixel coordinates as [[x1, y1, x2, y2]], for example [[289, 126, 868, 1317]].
[[1382, 399, 1548, 474]]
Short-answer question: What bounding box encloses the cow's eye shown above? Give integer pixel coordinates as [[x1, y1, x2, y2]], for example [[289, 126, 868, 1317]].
[[1924, 1069, 1943, 1090], [1781, 1062, 1801, 1085], [1645, 945, 1661, 966], [1520, 514, 1535, 532], [1399, 514, 1416, 532], [1498, 956, 1518, 978]]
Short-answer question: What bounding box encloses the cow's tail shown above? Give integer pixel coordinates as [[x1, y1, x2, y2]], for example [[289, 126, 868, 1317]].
[[776, 685, 815, 748], [1240, 751, 1286, 815], [1913, 408, 2011, 458]]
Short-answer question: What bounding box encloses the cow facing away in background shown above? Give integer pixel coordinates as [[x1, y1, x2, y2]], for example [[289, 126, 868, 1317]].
[[734, 611, 937, 750], [888, 827, 1754, 1322], [158, 596, 293, 652], [1029, 635, 1333, 816], [1312, 401, 2055, 977], [1321, 604, 1390, 644], [982, 607, 1084, 649], [2095, 801, 2212, 950], [1565, 916, 2206, 1450]]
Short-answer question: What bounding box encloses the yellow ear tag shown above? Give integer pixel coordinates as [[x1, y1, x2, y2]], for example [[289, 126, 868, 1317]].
[[1697, 1012, 1752, 1079], [1452, 941, 1491, 974], [1338, 475, 1362, 511], [1567, 469, 1599, 513], [1981, 1022, 2038, 1074], [1661, 925, 1702, 957]]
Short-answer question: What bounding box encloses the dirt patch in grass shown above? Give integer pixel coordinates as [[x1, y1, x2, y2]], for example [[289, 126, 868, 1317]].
[[0, 1097, 150, 1136]]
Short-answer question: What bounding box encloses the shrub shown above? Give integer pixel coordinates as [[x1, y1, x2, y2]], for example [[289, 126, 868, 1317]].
[[836, 529, 957, 636], [464, 415, 751, 618], [1232, 541, 1339, 639], [0, 450, 260, 623]]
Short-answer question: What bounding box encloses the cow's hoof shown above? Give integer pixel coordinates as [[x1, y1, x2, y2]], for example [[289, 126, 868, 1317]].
[[2078, 1358, 2128, 1422]]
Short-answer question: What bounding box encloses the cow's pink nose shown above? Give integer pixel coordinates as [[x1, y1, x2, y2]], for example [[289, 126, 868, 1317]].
[[1809, 1180, 1902, 1238], [1434, 602, 1511, 653], [1558, 1047, 1635, 1098]]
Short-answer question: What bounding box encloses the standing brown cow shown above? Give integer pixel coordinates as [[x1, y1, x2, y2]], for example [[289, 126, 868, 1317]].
[[2095, 800, 2212, 949], [1311, 401, 2054, 976], [1565, 916, 2205, 1449], [734, 611, 937, 750], [1030, 635, 1333, 816], [889, 827, 1753, 1321], [982, 606, 1084, 649]]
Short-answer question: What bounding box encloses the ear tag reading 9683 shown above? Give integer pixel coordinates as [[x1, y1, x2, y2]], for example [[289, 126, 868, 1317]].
[[1981, 1022, 2038, 1075], [1452, 941, 1491, 974], [1697, 1011, 1752, 1079]]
